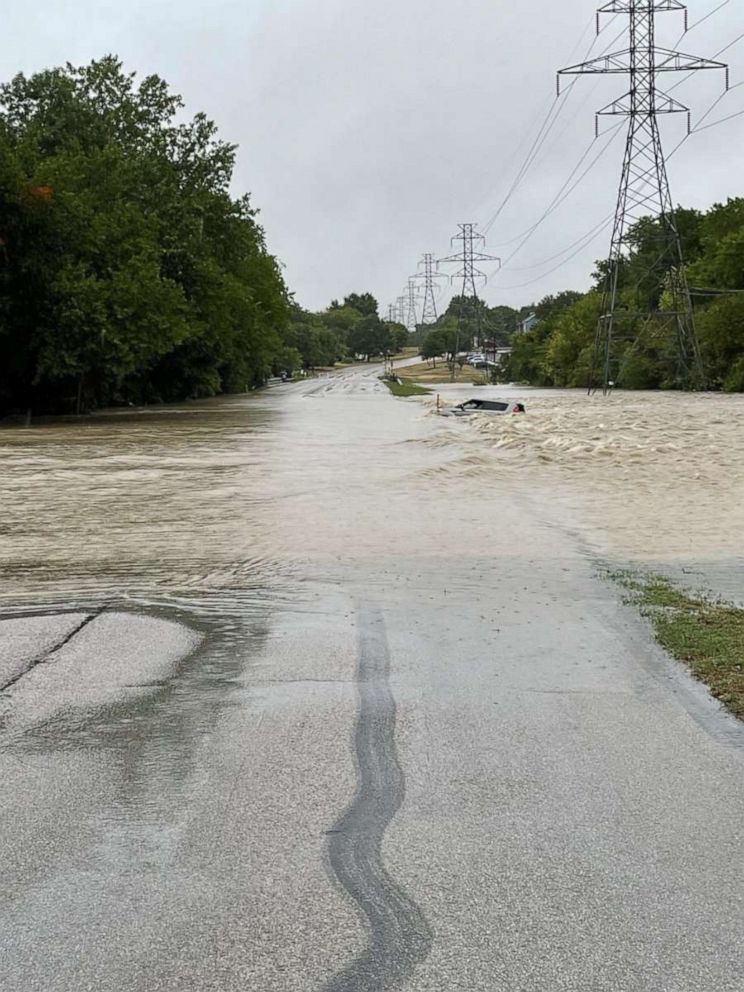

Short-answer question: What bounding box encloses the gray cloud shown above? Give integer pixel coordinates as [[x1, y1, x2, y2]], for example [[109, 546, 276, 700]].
[[3, 0, 742, 311]]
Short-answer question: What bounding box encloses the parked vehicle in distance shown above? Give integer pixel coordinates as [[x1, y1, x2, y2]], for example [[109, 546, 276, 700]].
[[441, 398, 526, 417]]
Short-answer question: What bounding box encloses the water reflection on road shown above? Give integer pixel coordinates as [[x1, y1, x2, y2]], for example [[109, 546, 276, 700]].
[[0, 367, 433, 614]]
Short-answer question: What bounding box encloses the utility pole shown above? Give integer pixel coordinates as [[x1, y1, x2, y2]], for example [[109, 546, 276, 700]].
[[412, 253, 448, 329], [559, 0, 728, 393], [440, 224, 501, 374]]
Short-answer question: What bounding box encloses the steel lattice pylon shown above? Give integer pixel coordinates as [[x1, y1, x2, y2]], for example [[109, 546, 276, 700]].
[[411, 253, 447, 327], [440, 224, 500, 346], [405, 279, 420, 333], [559, 1, 728, 393]]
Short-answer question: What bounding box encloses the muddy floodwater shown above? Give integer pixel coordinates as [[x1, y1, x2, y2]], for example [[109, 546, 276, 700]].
[[3, 367, 744, 992], [432, 386, 744, 598], [2, 377, 742, 611]]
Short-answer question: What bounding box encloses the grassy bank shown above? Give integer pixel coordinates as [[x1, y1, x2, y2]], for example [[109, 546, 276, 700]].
[[612, 572, 744, 720], [383, 380, 431, 397], [396, 361, 490, 385]]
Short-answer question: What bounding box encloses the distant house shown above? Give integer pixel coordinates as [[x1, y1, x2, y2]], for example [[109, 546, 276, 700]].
[[516, 313, 539, 334]]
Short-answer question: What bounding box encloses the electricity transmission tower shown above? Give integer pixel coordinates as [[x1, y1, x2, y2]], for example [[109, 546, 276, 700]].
[[412, 253, 448, 328], [440, 223, 501, 352], [405, 280, 419, 333], [396, 295, 408, 327], [559, 0, 728, 393]]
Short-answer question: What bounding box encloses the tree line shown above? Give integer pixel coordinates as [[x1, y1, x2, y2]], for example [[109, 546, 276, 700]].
[[283, 292, 409, 372], [419, 296, 520, 366], [0, 58, 407, 417], [505, 200, 744, 391], [4, 57, 741, 412]]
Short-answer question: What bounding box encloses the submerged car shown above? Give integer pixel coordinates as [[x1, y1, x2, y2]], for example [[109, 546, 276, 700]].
[[441, 398, 526, 417]]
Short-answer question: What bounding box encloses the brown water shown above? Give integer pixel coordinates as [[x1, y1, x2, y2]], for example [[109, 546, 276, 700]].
[[2, 374, 743, 614], [428, 387, 744, 572], [0, 370, 442, 614]]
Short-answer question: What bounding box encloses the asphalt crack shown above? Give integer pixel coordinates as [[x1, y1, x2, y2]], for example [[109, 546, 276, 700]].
[[0, 610, 104, 693], [322, 605, 432, 991]]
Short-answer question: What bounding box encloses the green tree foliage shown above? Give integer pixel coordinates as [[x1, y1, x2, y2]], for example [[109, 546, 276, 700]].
[[301, 292, 407, 362], [385, 322, 409, 354], [544, 292, 603, 387], [421, 329, 445, 366], [342, 292, 378, 318], [282, 305, 343, 370], [430, 296, 518, 349], [696, 295, 744, 392], [508, 326, 551, 385], [0, 57, 290, 414], [347, 314, 394, 359], [507, 292, 585, 386], [487, 304, 521, 344], [504, 199, 744, 391]]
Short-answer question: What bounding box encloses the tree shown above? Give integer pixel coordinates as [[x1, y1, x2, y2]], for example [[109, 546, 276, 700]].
[[421, 329, 444, 367], [0, 57, 290, 414], [543, 292, 602, 387], [501, 200, 742, 390], [696, 294, 744, 391], [385, 322, 408, 355], [343, 292, 378, 317], [319, 305, 363, 349], [283, 305, 343, 369], [484, 304, 519, 346], [348, 314, 386, 359]]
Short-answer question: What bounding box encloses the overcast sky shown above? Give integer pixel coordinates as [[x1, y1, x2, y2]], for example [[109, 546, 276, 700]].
[[3, 0, 743, 313]]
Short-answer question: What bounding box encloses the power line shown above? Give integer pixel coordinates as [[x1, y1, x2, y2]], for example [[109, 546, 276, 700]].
[[662, 78, 744, 162], [491, 220, 613, 291], [686, 0, 731, 34], [479, 15, 626, 236], [669, 0, 731, 48], [667, 26, 744, 96], [506, 212, 616, 272], [486, 123, 622, 254], [493, 121, 625, 274], [692, 105, 744, 133], [492, 77, 743, 291]]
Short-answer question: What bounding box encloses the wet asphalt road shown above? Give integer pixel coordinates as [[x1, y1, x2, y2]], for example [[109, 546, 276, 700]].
[[1, 367, 743, 991]]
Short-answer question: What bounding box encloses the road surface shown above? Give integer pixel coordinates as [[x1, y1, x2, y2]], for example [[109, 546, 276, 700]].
[[1, 366, 743, 991]]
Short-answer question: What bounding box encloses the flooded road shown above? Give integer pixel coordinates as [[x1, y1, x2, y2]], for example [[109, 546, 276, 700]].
[[1, 370, 743, 991]]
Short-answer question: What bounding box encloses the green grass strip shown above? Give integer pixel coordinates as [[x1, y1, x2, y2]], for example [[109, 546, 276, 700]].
[[383, 379, 431, 397], [610, 571, 744, 721]]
